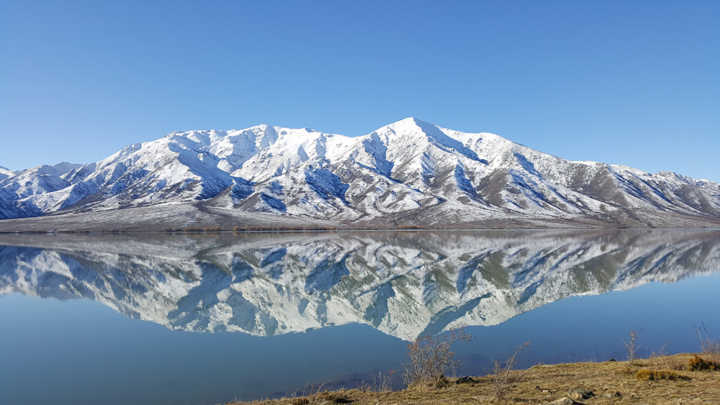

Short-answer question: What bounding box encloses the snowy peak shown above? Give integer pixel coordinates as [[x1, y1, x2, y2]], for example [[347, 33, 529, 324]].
[[374, 117, 434, 139], [0, 162, 81, 199], [371, 117, 482, 161], [0, 166, 14, 180], [1, 118, 719, 227]]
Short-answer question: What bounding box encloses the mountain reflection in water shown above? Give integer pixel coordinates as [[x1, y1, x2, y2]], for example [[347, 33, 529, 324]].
[[2, 229, 719, 341]]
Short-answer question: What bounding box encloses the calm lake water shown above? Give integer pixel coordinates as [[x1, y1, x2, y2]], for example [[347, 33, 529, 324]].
[[1, 230, 719, 404]]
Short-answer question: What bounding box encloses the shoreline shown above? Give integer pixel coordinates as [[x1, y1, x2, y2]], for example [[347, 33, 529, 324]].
[[2, 225, 720, 235], [2, 202, 720, 234], [228, 353, 720, 404]]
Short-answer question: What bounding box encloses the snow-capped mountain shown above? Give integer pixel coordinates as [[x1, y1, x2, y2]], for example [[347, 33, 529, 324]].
[[2, 118, 719, 228], [1, 230, 718, 340], [0, 166, 14, 180]]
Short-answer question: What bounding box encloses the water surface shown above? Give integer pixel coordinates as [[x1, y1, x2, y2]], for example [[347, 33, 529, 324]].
[[1, 230, 719, 404]]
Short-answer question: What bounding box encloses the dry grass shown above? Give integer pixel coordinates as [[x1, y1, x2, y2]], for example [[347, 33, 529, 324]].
[[645, 353, 688, 371], [229, 353, 720, 405]]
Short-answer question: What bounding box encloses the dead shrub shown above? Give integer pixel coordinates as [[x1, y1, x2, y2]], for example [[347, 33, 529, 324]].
[[403, 329, 471, 389], [434, 375, 450, 389], [362, 370, 395, 393], [379, 370, 395, 392], [697, 323, 720, 360], [648, 344, 669, 369], [492, 341, 530, 401], [624, 330, 639, 365]]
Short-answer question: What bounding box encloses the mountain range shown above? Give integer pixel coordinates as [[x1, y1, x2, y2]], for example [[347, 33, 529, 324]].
[[1, 230, 719, 340], [1, 118, 719, 230]]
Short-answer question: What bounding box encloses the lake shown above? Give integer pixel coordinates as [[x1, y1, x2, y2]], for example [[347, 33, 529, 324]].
[[1, 229, 719, 404]]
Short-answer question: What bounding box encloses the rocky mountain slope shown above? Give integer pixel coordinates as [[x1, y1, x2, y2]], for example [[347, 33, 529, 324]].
[[1, 118, 719, 229], [1, 230, 718, 340]]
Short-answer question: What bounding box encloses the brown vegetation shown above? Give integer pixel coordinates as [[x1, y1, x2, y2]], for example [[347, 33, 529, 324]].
[[688, 355, 720, 371], [229, 353, 720, 405], [624, 330, 638, 365], [491, 341, 529, 401], [635, 369, 691, 381], [697, 323, 720, 360], [403, 329, 471, 389]]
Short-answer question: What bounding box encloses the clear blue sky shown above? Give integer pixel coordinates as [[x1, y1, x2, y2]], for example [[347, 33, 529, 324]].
[[2, 1, 719, 180]]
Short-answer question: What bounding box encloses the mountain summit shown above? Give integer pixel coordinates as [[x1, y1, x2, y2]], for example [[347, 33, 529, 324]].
[[1, 119, 719, 230]]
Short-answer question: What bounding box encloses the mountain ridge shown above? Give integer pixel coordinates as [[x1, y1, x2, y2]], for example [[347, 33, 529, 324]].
[[1, 118, 719, 230]]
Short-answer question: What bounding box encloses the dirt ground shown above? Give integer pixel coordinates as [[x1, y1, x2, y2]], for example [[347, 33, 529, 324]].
[[228, 354, 720, 405]]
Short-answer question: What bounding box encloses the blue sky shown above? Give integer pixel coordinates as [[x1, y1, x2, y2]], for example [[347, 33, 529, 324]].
[[2, 1, 719, 180]]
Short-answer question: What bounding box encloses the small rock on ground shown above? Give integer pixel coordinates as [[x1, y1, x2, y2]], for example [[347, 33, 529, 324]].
[[455, 376, 477, 384], [547, 398, 583, 405], [568, 387, 594, 400]]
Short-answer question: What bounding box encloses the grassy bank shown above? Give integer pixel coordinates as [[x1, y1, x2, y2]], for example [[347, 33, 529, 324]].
[[228, 353, 720, 405]]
